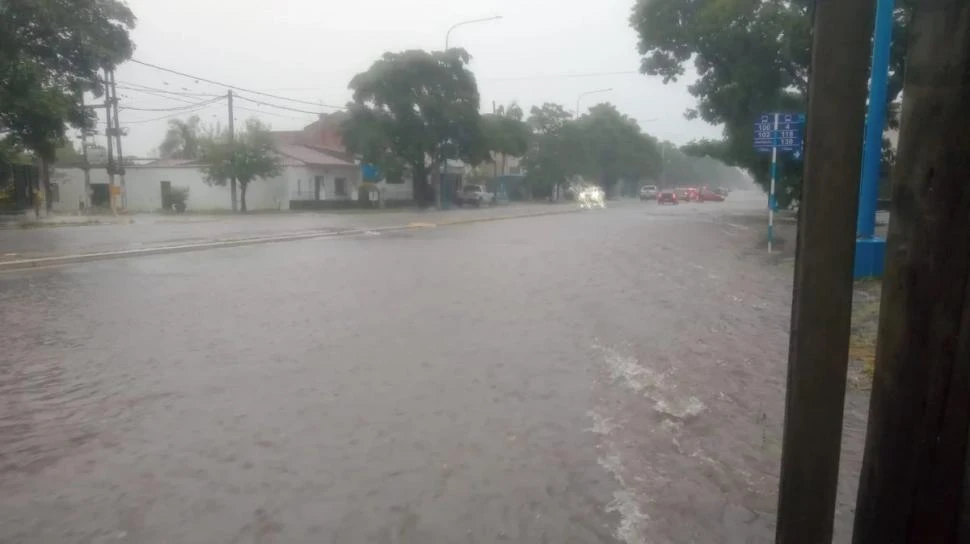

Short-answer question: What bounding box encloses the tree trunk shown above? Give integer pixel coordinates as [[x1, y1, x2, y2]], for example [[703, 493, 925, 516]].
[[230, 178, 237, 212], [852, 1, 970, 541], [412, 162, 428, 206], [41, 157, 52, 214], [239, 181, 247, 213]]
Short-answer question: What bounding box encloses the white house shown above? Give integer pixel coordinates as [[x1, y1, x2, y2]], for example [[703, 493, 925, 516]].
[[49, 143, 413, 213]]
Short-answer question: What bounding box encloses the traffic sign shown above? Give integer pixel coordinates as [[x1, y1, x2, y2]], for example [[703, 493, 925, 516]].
[[753, 112, 804, 154]]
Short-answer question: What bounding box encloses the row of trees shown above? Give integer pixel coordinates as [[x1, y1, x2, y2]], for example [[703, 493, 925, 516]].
[[630, 0, 912, 207], [340, 49, 670, 206], [0, 0, 136, 211]]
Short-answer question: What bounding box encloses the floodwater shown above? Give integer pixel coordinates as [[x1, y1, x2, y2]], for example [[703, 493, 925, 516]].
[[0, 195, 870, 543]]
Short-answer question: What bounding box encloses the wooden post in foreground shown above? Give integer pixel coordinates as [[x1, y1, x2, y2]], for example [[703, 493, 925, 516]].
[[775, 0, 874, 541], [852, 1, 970, 541]]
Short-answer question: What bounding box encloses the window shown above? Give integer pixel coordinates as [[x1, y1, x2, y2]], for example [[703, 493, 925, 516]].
[[334, 177, 347, 197], [50, 183, 60, 203]]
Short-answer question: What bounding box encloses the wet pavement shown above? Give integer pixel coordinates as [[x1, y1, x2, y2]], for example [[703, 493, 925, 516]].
[[0, 194, 870, 543], [0, 203, 576, 262]]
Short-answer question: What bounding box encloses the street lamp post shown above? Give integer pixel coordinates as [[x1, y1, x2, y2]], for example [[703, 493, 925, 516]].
[[437, 15, 502, 209], [575, 88, 612, 117], [445, 15, 503, 49]]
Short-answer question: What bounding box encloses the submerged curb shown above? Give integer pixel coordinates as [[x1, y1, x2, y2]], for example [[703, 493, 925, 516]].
[[0, 208, 579, 272]]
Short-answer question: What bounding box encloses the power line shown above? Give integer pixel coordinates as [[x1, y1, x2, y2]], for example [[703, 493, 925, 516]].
[[128, 58, 345, 109], [118, 89, 207, 107], [118, 101, 224, 125], [232, 104, 309, 120], [120, 96, 224, 112], [233, 93, 327, 115], [116, 81, 221, 97]]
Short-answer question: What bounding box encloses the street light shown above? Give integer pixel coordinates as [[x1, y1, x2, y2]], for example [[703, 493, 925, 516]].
[[575, 88, 613, 117], [445, 15, 503, 49]]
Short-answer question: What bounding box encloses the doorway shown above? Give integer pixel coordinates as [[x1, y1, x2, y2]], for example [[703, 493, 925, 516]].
[[160, 181, 172, 211], [314, 175, 324, 200]]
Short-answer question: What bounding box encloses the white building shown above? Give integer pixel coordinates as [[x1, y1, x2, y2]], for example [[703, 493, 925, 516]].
[[50, 143, 412, 213]]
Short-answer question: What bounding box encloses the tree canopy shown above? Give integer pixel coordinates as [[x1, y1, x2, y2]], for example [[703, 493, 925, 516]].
[[522, 103, 581, 197], [0, 0, 136, 157], [575, 103, 661, 190], [342, 48, 488, 206], [481, 103, 530, 172], [158, 115, 205, 160], [200, 119, 282, 212], [630, 0, 912, 206]]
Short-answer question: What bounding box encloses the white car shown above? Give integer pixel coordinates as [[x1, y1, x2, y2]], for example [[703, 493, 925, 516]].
[[577, 186, 606, 209]]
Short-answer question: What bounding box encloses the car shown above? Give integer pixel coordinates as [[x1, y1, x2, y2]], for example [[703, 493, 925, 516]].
[[698, 187, 724, 202], [577, 186, 606, 209], [714, 187, 730, 197], [639, 185, 658, 200], [675, 188, 693, 202], [657, 189, 679, 205], [455, 184, 495, 207]]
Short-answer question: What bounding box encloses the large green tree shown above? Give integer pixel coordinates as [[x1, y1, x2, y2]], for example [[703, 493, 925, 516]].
[[575, 103, 661, 193], [481, 103, 530, 176], [158, 115, 205, 160], [522, 103, 581, 198], [200, 119, 282, 212], [0, 0, 136, 211], [631, 0, 912, 207], [342, 49, 488, 206]]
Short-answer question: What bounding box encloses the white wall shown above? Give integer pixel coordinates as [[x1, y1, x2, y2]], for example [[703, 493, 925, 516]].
[[50, 166, 289, 212], [287, 165, 362, 202]]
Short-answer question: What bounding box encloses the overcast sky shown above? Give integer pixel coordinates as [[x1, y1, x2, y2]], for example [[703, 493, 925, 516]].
[[92, 0, 723, 157]]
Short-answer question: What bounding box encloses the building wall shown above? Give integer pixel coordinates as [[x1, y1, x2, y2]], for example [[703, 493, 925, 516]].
[[50, 166, 289, 213], [286, 164, 362, 202]]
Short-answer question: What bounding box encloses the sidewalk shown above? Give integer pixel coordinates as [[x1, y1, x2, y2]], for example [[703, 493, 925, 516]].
[[0, 203, 576, 269]]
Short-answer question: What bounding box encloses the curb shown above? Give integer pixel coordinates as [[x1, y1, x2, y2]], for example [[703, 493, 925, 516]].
[[0, 207, 578, 272]]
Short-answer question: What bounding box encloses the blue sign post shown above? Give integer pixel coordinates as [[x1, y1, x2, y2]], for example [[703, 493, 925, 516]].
[[854, 0, 895, 279], [754, 112, 804, 252]]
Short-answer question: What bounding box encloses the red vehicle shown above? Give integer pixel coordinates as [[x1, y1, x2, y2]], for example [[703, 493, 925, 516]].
[[699, 187, 724, 202], [657, 189, 679, 205]]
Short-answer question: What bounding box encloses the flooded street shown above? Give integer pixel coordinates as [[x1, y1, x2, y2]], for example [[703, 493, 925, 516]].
[[0, 196, 869, 543]]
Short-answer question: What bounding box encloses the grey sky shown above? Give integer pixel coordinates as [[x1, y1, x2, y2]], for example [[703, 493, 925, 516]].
[[95, 0, 723, 157]]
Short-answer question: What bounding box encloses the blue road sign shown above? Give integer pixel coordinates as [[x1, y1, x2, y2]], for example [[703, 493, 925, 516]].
[[755, 112, 805, 252], [753, 112, 804, 154]]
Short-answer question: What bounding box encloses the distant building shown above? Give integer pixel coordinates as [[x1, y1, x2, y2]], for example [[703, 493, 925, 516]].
[[49, 114, 415, 212]]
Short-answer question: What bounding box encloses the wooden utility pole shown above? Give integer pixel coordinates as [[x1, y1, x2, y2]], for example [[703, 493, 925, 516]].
[[775, 0, 875, 541], [108, 70, 126, 210], [852, 1, 970, 541], [103, 68, 116, 215], [79, 93, 92, 211], [227, 89, 237, 212]]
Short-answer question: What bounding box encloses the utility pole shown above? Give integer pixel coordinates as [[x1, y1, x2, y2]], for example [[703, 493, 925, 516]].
[[774, 0, 874, 541], [79, 94, 92, 212], [103, 68, 116, 215], [108, 69, 126, 210], [227, 89, 237, 212], [852, 1, 970, 541]]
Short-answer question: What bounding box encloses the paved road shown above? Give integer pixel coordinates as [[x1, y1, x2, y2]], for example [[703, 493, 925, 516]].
[[0, 194, 869, 543], [0, 203, 576, 261]]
